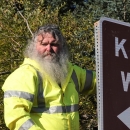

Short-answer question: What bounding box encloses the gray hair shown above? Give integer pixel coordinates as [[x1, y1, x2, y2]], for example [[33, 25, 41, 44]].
[[24, 24, 68, 58]]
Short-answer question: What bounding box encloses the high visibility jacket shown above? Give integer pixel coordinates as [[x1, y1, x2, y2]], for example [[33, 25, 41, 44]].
[[2, 58, 96, 130]]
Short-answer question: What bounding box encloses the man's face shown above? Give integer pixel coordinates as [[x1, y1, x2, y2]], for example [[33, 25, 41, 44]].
[[36, 32, 61, 60]]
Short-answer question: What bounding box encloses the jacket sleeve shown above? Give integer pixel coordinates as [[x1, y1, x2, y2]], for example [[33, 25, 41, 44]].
[[73, 65, 96, 95], [81, 70, 96, 95], [2, 66, 43, 130]]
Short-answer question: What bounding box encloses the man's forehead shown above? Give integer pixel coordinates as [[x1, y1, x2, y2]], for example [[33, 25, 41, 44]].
[[37, 33, 54, 40]]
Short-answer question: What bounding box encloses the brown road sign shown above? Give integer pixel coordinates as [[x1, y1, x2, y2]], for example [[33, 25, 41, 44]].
[[95, 17, 130, 130]]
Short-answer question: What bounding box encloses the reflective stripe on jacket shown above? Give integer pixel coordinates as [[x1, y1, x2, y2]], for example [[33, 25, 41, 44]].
[[2, 58, 96, 130]]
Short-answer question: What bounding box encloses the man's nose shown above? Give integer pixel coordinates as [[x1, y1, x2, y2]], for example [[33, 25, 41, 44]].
[[46, 44, 52, 51]]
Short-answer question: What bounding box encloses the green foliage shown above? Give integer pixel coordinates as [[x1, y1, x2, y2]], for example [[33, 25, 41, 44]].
[[1, 0, 130, 129], [0, 88, 8, 130], [79, 94, 97, 130]]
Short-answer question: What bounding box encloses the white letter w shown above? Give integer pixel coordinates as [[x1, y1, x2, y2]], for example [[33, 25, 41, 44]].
[[121, 71, 130, 92]]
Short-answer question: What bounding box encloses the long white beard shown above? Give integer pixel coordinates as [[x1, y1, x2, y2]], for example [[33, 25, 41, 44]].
[[32, 50, 68, 86]]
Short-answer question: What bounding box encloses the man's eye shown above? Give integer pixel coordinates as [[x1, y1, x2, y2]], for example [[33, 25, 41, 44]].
[[51, 43, 59, 47], [41, 43, 47, 46]]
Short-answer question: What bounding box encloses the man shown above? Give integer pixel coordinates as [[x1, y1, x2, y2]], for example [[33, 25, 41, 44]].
[[2, 24, 96, 130]]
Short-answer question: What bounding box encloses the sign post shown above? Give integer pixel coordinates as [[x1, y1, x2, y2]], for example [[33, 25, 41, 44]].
[[95, 17, 130, 130]]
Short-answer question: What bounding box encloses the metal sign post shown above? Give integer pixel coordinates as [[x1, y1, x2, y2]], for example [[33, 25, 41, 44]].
[[95, 17, 130, 130]]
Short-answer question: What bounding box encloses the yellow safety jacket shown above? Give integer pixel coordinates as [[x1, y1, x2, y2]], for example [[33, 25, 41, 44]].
[[2, 58, 96, 130]]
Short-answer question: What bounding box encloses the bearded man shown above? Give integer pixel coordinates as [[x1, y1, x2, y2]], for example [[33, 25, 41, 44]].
[[2, 24, 96, 130]]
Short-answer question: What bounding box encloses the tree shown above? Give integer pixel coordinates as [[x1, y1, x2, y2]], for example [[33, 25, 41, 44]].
[[0, 0, 97, 129]]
